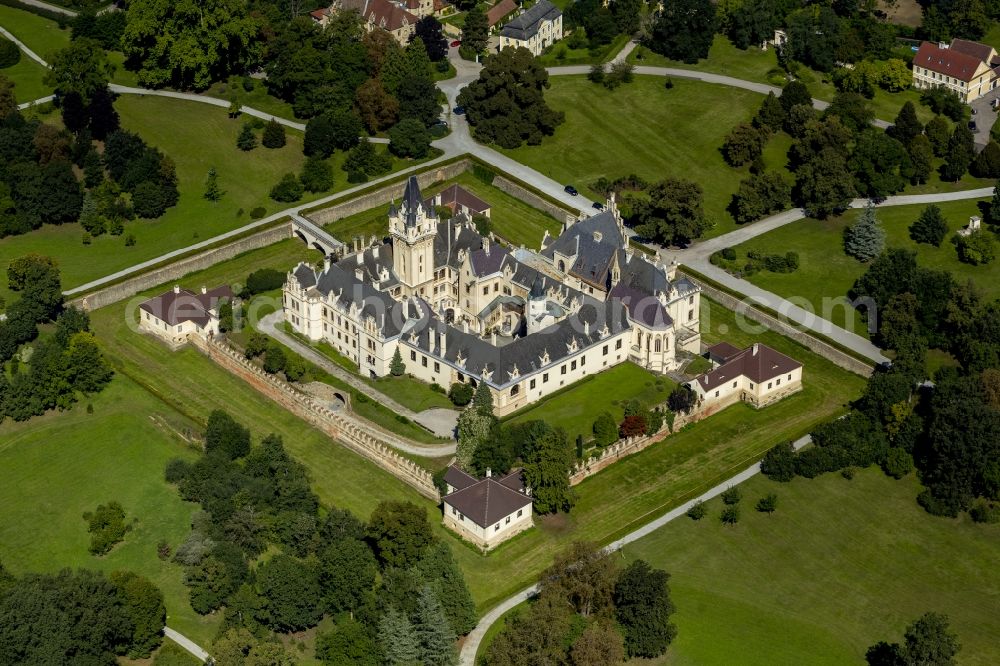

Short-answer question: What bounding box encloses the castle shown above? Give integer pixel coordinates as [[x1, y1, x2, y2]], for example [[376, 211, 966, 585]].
[[282, 177, 701, 417]]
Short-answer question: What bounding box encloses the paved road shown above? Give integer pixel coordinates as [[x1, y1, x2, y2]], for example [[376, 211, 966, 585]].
[[0, 25, 48, 66], [163, 627, 208, 663], [458, 433, 814, 665], [259, 311, 460, 444]]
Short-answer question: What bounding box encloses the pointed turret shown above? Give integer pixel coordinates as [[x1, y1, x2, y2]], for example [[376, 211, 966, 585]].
[[529, 274, 545, 299], [402, 176, 423, 226]]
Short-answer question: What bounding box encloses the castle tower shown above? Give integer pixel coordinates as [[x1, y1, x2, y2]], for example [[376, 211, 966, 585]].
[[526, 275, 547, 335], [390, 176, 437, 294]]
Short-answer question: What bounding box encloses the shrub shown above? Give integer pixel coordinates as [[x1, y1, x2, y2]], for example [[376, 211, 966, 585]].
[[0, 37, 20, 68], [83, 501, 130, 555], [755, 493, 777, 514], [881, 447, 913, 479], [269, 173, 303, 203], [720, 505, 740, 525], [249, 206, 266, 219], [686, 501, 706, 520], [969, 499, 1000, 523], [721, 247, 737, 261], [954, 230, 997, 265], [430, 383, 445, 394], [262, 119, 286, 149], [761, 441, 796, 481], [721, 486, 742, 505], [243, 268, 285, 296], [448, 382, 473, 406]]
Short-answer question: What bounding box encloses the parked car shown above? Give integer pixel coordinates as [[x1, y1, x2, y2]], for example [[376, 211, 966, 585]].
[[450, 40, 461, 47], [564, 185, 578, 196], [969, 120, 978, 131], [453, 106, 465, 115], [592, 201, 604, 210]]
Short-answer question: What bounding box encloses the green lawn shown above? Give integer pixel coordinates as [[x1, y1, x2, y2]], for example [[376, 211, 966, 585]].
[[0, 375, 222, 646], [200, 77, 297, 120], [3, 56, 53, 103], [538, 34, 631, 67], [323, 170, 562, 250], [499, 75, 792, 238], [505, 362, 675, 444], [449, 298, 865, 611], [626, 468, 1000, 665], [0, 4, 70, 61], [731, 198, 996, 338], [0, 95, 420, 305]]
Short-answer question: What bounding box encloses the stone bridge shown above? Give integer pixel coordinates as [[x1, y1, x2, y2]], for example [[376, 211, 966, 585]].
[[291, 213, 345, 257]]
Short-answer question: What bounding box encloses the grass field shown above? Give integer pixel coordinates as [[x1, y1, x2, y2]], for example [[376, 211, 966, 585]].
[[505, 361, 675, 444], [3, 56, 53, 102], [0, 375, 221, 645], [324, 170, 562, 250], [731, 198, 995, 337], [0, 95, 421, 305], [626, 468, 1000, 665], [0, 4, 70, 60], [499, 75, 794, 239]]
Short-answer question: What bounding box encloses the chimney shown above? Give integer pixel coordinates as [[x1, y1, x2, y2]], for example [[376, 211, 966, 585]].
[[440, 326, 447, 356], [483, 237, 490, 256], [593, 231, 602, 243], [324, 255, 332, 272], [373, 246, 379, 259], [584, 320, 590, 335], [355, 268, 364, 282], [356, 252, 363, 265], [486, 468, 492, 478], [173, 285, 180, 294], [463, 320, 469, 333], [491, 330, 497, 345], [752, 343, 759, 356], [200, 286, 207, 294]]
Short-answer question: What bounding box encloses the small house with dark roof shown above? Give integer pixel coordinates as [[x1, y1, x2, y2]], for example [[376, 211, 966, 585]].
[[424, 184, 491, 219], [499, 0, 562, 56], [687, 342, 803, 409], [441, 465, 532, 549], [139, 285, 233, 346], [912, 39, 1000, 103]]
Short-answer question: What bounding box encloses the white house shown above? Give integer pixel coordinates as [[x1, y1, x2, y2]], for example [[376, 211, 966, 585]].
[[687, 342, 803, 410], [911, 39, 1000, 103], [499, 0, 562, 56], [139, 285, 233, 346], [441, 465, 533, 549]]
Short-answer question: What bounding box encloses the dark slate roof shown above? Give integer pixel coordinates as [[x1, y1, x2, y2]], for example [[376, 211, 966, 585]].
[[500, 0, 560, 41], [497, 468, 526, 493], [469, 244, 507, 276], [529, 274, 544, 299], [435, 217, 485, 269], [444, 476, 532, 528], [694, 343, 802, 392], [401, 176, 429, 227], [608, 282, 671, 330], [402, 292, 629, 388], [543, 211, 625, 289], [140, 286, 233, 326], [444, 465, 478, 491], [706, 341, 741, 363], [348, 242, 399, 289]]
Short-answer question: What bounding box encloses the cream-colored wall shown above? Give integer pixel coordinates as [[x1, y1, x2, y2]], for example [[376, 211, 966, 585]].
[[443, 501, 533, 549], [911, 62, 995, 103], [139, 311, 200, 344], [500, 15, 563, 56]]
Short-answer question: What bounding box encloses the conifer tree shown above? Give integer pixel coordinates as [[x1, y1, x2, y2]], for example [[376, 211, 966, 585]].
[[473, 380, 494, 416], [203, 167, 223, 201], [236, 123, 257, 151], [414, 585, 458, 666], [262, 118, 286, 149], [909, 204, 948, 247], [844, 202, 886, 262], [390, 348, 406, 376], [378, 607, 420, 666], [755, 91, 785, 131], [889, 101, 923, 144], [991, 180, 1000, 225]]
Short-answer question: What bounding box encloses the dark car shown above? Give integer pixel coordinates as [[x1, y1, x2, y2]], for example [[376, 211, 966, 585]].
[[450, 40, 461, 47], [969, 120, 978, 131], [564, 185, 578, 196], [453, 106, 465, 115], [592, 201, 604, 210]]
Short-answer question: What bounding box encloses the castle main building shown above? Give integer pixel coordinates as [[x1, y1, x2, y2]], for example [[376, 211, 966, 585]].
[[283, 177, 701, 416]]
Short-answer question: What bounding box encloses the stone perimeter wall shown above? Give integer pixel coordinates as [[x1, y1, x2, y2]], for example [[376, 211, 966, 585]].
[[682, 270, 875, 378], [191, 336, 441, 501], [71, 223, 293, 311], [491, 175, 577, 229], [306, 160, 472, 227]]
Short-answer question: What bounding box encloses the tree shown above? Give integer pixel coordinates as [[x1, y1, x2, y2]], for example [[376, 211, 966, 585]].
[[390, 347, 406, 376], [614, 559, 677, 657], [121, 0, 263, 89], [204, 409, 250, 460], [667, 385, 697, 414], [593, 411, 618, 446], [849, 130, 909, 199], [720, 504, 740, 524], [971, 140, 1000, 178], [845, 203, 886, 262], [457, 47, 564, 148], [300, 155, 334, 193], [732, 171, 791, 225], [412, 540, 477, 636], [236, 123, 257, 151], [343, 140, 392, 180], [65, 332, 113, 393], [867, 612, 961, 666], [379, 607, 420, 665], [910, 205, 949, 246], [780, 80, 813, 114], [316, 616, 380, 666], [203, 167, 223, 202], [414, 16, 448, 61], [389, 118, 432, 158], [755, 91, 785, 131], [448, 382, 473, 406], [6, 254, 58, 292], [925, 115, 951, 157], [456, 408, 494, 468], [941, 125, 975, 181], [755, 493, 778, 514], [908, 135, 934, 185], [109, 571, 166, 658], [0, 74, 14, 119], [366, 501, 433, 567], [270, 173, 304, 202], [306, 110, 362, 157], [540, 541, 617, 617], [257, 554, 322, 632], [481, 595, 572, 666], [722, 122, 767, 166], [473, 380, 494, 416], [632, 178, 710, 245], [262, 119, 287, 149], [523, 429, 575, 513], [648, 0, 716, 62], [414, 585, 458, 665], [889, 101, 923, 144], [317, 537, 376, 615], [761, 441, 796, 481], [570, 619, 625, 666], [462, 5, 489, 54], [45, 39, 113, 105], [397, 74, 440, 128], [954, 230, 996, 265], [354, 79, 399, 134], [721, 486, 742, 505], [795, 148, 857, 217]]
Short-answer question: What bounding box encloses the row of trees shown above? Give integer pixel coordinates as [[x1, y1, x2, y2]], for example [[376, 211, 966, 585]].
[[483, 541, 678, 664], [0, 563, 166, 662], [165, 410, 477, 663]]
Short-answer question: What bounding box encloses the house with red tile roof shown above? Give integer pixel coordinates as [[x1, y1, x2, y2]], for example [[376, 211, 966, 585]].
[[486, 0, 517, 30], [686, 342, 803, 409], [911, 39, 1000, 103], [424, 184, 492, 219], [311, 0, 422, 44], [441, 465, 533, 549]]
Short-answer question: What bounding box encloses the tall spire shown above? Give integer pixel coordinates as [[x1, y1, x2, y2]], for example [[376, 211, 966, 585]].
[[402, 176, 422, 227]]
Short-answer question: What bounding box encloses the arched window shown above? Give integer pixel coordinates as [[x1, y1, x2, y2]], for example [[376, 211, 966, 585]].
[[510, 385, 520, 396], [654, 337, 662, 353], [558, 260, 565, 271], [637, 331, 643, 348]]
